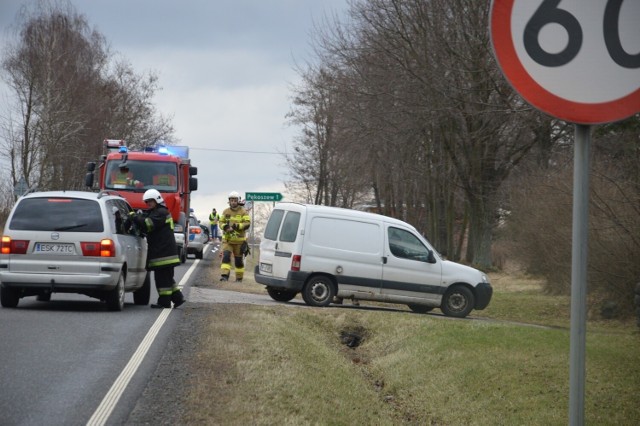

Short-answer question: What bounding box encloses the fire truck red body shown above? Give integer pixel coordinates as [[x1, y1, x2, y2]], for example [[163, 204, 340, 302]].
[[86, 140, 198, 261]]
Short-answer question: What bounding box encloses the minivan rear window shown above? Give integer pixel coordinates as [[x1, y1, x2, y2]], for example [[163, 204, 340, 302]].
[[9, 198, 104, 232]]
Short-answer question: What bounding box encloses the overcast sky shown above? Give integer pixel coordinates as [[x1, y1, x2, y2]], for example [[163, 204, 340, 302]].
[[0, 0, 349, 221]]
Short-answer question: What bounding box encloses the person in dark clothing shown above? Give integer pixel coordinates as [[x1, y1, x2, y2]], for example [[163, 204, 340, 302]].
[[131, 189, 185, 309]]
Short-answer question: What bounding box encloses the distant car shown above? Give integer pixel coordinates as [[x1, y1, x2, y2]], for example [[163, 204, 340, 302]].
[[174, 222, 187, 263], [0, 190, 150, 311], [187, 215, 207, 259]]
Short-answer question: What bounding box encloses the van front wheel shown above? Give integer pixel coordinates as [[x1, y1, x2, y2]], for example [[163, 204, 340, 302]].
[[302, 276, 335, 307], [440, 285, 474, 318]]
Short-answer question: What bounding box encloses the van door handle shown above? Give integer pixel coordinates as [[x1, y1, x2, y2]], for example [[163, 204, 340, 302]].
[[275, 242, 278, 250], [382, 257, 387, 264]]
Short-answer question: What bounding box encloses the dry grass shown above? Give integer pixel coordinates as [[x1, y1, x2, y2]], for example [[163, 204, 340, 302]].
[[182, 256, 640, 425]]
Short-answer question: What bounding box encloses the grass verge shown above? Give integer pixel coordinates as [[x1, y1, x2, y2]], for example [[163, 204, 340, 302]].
[[183, 256, 639, 425]]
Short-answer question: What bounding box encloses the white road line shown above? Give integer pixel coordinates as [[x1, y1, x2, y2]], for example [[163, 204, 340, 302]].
[[86, 258, 201, 426]]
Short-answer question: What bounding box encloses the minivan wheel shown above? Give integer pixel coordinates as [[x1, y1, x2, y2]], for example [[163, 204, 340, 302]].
[[106, 273, 126, 311], [267, 287, 297, 302], [302, 276, 335, 307], [440, 285, 475, 318], [1, 287, 20, 308], [133, 272, 151, 305], [407, 304, 433, 314]]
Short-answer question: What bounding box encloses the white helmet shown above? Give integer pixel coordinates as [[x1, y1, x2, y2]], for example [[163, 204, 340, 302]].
[[228, 191, 240, 200], [143, 189, 164, 205]]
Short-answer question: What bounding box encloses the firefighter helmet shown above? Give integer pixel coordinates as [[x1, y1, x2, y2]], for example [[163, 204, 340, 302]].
[[143, 189, 164, 205], [228, 191, 240, 200]]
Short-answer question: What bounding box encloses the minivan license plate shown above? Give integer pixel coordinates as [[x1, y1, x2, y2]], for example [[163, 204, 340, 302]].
[[34, 243, 76, 254], [260, 263, 272, 273]]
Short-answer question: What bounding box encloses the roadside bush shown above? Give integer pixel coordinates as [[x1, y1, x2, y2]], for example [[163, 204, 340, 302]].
[[505, 155, 640, 319]]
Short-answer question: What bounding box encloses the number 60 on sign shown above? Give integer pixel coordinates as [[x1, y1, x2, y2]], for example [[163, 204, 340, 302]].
[[491, 0, 640, 124]]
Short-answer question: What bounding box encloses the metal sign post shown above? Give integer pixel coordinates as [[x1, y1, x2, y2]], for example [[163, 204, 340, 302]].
[[491, 1, 640, 423], [569, 124, 590, 425]]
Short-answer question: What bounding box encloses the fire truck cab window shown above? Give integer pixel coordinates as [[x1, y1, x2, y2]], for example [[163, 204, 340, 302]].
[[151, 163, 178, 190], [105, 160, 177, 191]]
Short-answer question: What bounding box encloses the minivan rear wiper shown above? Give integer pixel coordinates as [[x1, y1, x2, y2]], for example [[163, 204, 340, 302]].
[[54, 224, 88, 231]]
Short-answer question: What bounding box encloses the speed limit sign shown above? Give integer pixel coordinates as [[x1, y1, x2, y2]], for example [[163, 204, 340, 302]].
[[491, 0, 640, 124]]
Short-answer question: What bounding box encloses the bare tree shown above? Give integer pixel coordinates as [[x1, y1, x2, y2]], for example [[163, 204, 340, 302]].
[[1, 1, 108, 191], [0, 0, 175, 200], [287, 0, 546, 267]]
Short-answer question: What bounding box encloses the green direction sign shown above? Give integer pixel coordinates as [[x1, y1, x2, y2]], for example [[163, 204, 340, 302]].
[[245, 192, 283, 202]]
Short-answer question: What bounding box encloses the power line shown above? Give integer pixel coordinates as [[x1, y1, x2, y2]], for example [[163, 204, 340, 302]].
[[190, 147, 284, 155]]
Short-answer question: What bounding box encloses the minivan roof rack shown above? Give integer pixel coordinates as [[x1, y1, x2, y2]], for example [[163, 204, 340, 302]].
[[97, 190, 121, 199]]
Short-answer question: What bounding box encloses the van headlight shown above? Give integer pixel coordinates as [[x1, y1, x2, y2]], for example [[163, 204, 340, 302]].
[[481, 274, 489, 283]]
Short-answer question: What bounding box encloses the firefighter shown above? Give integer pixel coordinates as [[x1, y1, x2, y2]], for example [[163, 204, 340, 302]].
[[209, 208, 220, 241], [219, 191, 251, 282], [130, 189, 185, 308], [111, 168, 143, 188]]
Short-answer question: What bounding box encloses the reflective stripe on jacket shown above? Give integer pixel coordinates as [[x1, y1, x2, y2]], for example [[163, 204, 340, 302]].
[[143, 205, 180, 269], [220, 206, 250, 244]]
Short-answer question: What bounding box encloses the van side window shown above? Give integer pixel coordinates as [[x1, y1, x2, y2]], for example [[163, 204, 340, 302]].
[[264, 209, 285, 241], [279, 212, 301, 242], [388, 227, 430, 261]]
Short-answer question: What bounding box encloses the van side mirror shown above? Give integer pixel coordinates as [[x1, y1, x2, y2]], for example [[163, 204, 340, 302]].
[[427, 250, 436, 264]]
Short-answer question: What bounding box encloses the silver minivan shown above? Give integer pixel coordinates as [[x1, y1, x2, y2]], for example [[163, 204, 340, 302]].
[[0, 191, 150, 311]]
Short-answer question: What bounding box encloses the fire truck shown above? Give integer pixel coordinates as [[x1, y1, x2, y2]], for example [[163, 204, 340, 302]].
[[85, 139, 198, 262]]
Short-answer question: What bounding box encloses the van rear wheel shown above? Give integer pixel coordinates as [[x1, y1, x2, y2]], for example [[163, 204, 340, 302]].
[[302, 276, 335, 307], [440, 285, 474, 318], [267, 287, 297, 302]]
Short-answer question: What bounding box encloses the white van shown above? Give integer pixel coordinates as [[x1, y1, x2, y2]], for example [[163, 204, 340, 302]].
[[254, 203, 492, 318]]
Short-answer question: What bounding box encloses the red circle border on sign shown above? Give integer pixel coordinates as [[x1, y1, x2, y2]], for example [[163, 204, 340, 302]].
[[491, 0, 640, 124]]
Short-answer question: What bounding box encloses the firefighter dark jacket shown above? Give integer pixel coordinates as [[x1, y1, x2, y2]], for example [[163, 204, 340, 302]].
[[135, 204, 180, 270]]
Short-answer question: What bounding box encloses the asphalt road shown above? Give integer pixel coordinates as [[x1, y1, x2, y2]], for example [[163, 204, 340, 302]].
[[0, 255, 198, 426]]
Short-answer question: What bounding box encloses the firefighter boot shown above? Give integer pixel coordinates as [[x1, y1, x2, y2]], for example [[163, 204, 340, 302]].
[[220, 275, 229, 282], [151, 295, 172, 309], [172, 289, 185, 308]]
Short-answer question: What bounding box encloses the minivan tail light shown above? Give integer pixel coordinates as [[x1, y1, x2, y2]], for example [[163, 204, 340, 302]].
[[81, 240, 115, 257], [1, 236, 29, 255], [291, 254, 301, 271]]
